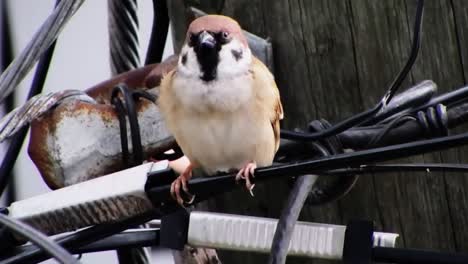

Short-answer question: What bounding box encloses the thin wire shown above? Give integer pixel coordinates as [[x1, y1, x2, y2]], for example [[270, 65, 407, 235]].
[[0, 213, 79, 264], [368, 115, 417, 146], [0, 0, 63, 195], [280, 0, 425, 141], [336, 163, 468, 174], [0, 0, 84, 104], [10, 228, 160, 256], [2, 211, 158, 264]]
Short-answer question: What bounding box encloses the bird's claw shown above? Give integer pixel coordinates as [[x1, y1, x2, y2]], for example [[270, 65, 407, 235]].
[[170, 165, 195, 206], [235, 162, 257, 196]]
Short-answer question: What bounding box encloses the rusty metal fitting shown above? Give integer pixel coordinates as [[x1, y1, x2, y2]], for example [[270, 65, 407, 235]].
[[28, 56, 178, 189]]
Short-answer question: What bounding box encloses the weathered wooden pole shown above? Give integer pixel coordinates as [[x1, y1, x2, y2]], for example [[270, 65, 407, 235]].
[[168, 1, 468, 263]]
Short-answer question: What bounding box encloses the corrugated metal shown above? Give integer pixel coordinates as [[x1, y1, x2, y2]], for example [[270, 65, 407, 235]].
[[9, 161, 168, 235]]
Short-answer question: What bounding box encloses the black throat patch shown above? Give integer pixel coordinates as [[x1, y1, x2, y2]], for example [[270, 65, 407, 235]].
[[195, 47, 219, 82], [192, 32, 226, 82]]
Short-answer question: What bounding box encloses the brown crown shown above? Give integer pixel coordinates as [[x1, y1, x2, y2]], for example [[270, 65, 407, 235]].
[[186, 15, 248, 47]]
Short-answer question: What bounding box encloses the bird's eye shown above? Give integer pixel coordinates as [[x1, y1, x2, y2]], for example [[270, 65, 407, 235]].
[[219, 31, 230, 44]]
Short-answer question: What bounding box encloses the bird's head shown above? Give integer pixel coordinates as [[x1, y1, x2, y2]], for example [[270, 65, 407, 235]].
[[177, 15, 252, 82]]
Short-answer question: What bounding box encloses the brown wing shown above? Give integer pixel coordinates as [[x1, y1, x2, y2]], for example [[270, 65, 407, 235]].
[[252, 57, 284, 152]]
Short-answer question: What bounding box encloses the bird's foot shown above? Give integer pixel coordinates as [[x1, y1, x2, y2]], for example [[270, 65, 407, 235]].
[[235, 162, 257, 196], [170, 163, 195, 206]]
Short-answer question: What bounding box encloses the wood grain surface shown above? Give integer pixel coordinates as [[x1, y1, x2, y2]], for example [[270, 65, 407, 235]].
[[168, 1, 468, 262]]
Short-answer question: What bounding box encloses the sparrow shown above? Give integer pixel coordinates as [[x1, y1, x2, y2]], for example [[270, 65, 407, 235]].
[[158, 15, 283, 205]]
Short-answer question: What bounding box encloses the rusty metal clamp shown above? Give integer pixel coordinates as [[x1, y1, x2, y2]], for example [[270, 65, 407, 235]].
[[28, 57, 179, 189]]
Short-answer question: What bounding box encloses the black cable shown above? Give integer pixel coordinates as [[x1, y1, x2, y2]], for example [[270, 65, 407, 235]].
[[0, 0, 12, 72], [368, 115, 417, 146], [373, 246, 468, 264], [147, 129, 468, 208], [11, 228, 160, 256], [121, 84, 143, 164], [0, 0, 60, 196], [307, 120, 360, 204], [1, 0, 15, 205], [144, 0, 169, 65], [354, 104, 448, 149], [377, 84, 468, 126], [74, 228, 159, 255], [362, 80, 436, 126], [280, 0, 424, 141], [110, 86, 157, 264], [0, 213, 79, 264], [111, 95, 130, 165], [276, 122, 360, 204], [280, 102, 386, 140], [339, 105, 451, 150], [329, 163, 468, 175], [2, 211, 158, 264], [382, 0, 424, 104], [111, 84, 151, 166]]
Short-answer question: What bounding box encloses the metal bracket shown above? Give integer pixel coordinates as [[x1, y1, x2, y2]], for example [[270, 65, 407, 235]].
[[343, 220, 374, 264], [160, 209, 189, 250]]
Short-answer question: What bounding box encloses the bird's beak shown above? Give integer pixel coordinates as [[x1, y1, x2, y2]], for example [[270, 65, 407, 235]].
[[198, 31, 216, 50]]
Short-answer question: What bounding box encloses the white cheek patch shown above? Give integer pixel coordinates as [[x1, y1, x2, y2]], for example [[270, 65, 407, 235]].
[[177, 45, 202, 78], [217, 39, 252, 79]]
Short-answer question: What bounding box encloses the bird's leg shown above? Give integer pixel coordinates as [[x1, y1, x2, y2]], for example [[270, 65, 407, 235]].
[[170, 163, 195, 206], [235, 161, 257, 196]]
